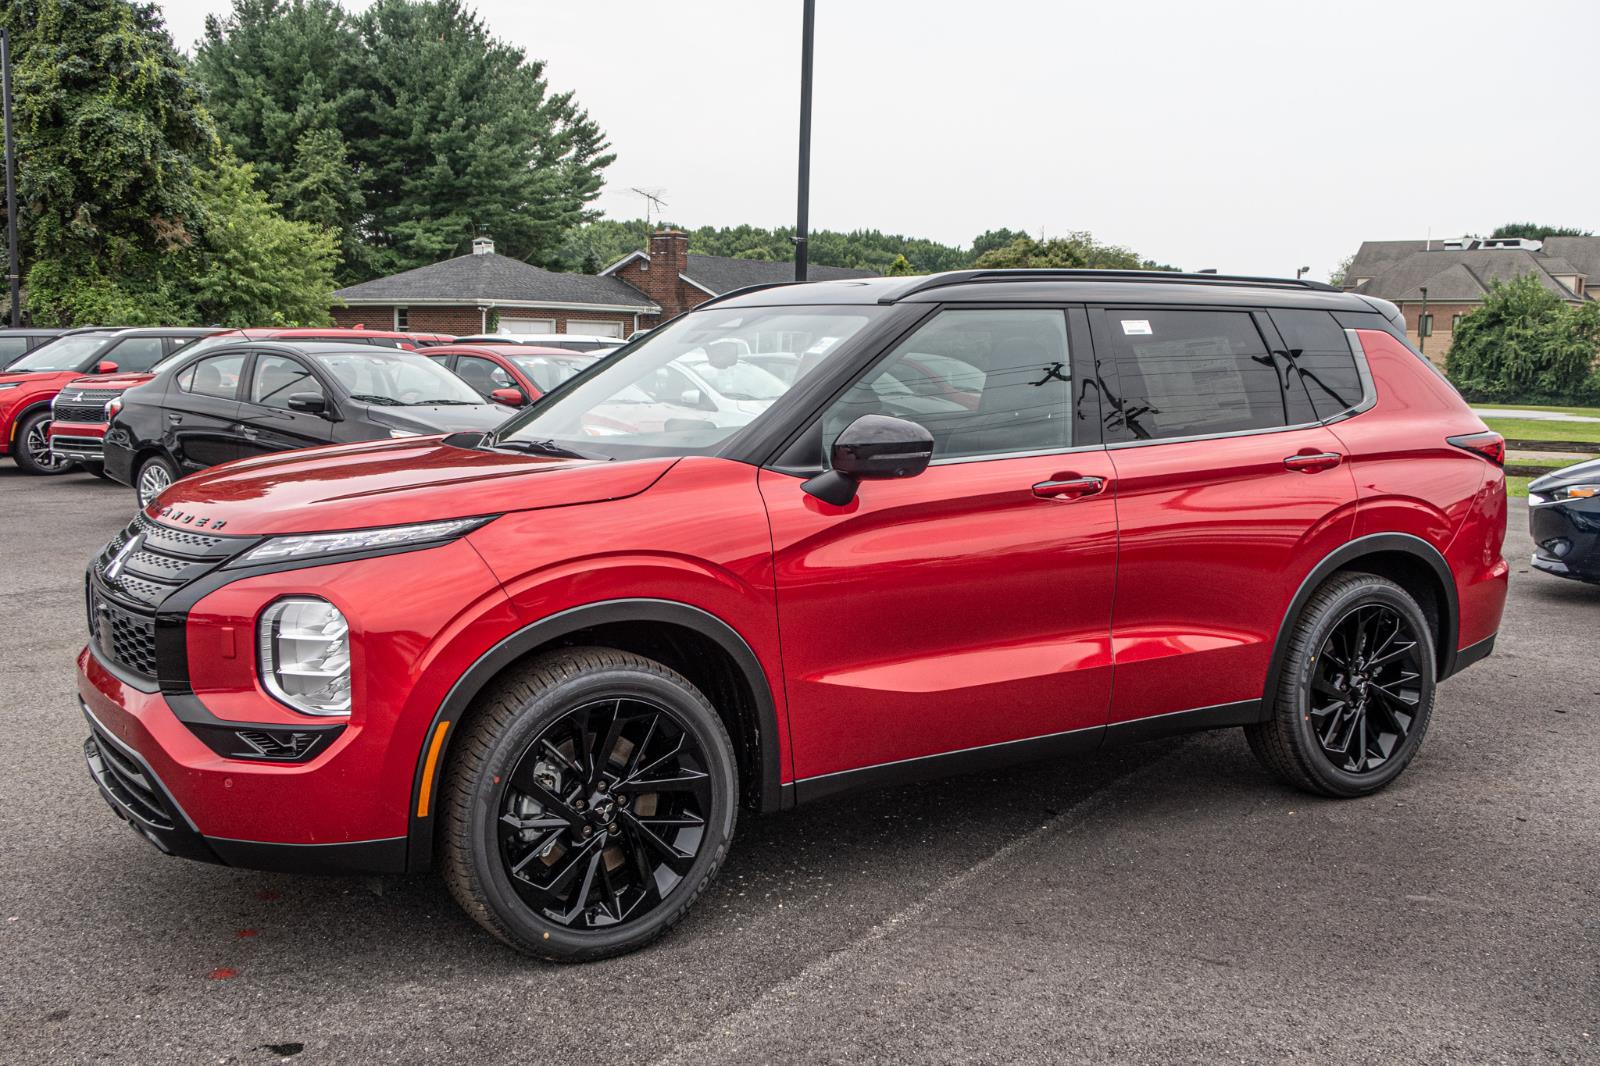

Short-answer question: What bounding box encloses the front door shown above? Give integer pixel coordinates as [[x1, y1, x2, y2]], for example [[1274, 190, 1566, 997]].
[[762, 307, 1118, 791], [1090, 305, 1360, 724], [237, 352, 337, 458]]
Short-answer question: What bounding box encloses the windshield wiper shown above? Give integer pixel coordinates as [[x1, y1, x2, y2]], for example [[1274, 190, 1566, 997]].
[[348, 393, 406, 406], [411, 398, 476, 405], [489, 438, 607, 461]]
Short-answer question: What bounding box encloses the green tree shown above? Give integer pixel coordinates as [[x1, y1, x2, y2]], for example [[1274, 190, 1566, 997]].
[[184, 153, 338, 326], [3, 0, 216, 323], [1490, 222, 1593, 241], [971, 233, 1170, 271], [280, 127, 367, 278], [1328, 253, 1354, 288], [1446, 275, 1600, 404], [884, 253, 915, 276], [968, 228, 1030, 260]]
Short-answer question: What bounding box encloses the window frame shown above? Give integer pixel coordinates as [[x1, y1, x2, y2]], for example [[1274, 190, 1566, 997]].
[[242, 351, 330, 414], [1088, 304, 1334, 450]]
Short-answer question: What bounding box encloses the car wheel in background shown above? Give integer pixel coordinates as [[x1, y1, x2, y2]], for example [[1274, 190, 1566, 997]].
[[135, 455, 178, 507], [1246, 573, 1436, 798], [440, 647, 738, 961], [13, 411, 73, 475]]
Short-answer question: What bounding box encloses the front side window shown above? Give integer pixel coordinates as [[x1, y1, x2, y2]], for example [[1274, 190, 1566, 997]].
[[1102, 310, 1300, 442], [824, 309, 1073, 462], [454, 355, 516, 399], [249, 354, 324, 411], [176, 353, 247, 399], [508, 353, 590, 394], [309, 349, 484, 406], [102, 336, 167, 373], [493, 305, 885, 458]]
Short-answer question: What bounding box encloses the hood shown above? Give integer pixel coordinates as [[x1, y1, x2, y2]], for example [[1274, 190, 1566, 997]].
[[145, 435, 679, 536], [366, 402, 513, 435], [1529, 456, 1600, 494], [60, 372, 154, 392], [0, 369, 76, 388]]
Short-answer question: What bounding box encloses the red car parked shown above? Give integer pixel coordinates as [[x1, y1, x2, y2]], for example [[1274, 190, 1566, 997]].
[[3, 328, 220, 475], [78, 271, 1507, 961], [425, 343, 598, 407], [46, 328, 452, 472]]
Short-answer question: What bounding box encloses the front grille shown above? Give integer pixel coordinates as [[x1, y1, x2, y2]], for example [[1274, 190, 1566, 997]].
[[84, 728, 175, 831], [53, 402, 109, 424], [86, 515, 249, 683]]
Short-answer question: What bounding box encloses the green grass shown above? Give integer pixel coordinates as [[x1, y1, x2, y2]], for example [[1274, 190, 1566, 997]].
[[1480, 416, 1600, 445], [1507, 475, 1533, 499], [1471, 403, 1600, 418]]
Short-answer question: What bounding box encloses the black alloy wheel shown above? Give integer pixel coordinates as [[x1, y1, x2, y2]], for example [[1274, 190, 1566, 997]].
[[14, 411, 72, 474], [441, 647, 737, 961], [1247, 572, 1437, 797], [497, 696, 714, 929], [1307, 603, 1424, 775]]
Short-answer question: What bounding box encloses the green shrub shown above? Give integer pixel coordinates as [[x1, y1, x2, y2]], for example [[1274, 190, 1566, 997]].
[[1446, 275, 1600, 404]]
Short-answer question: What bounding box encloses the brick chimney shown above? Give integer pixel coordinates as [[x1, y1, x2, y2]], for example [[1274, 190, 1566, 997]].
[[642, 229, 690, 316]]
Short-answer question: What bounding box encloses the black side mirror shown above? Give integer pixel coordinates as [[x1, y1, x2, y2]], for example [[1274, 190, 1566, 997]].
[[287, 392, 330, 416], [802, 414, 934, 506]]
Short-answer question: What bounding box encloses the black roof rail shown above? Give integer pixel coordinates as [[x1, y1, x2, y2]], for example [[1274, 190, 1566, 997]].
[[882, 268, 1340, 302]]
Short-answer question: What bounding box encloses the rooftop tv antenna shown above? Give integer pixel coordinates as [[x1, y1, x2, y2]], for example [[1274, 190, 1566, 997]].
[[631, 187, 669, 226]]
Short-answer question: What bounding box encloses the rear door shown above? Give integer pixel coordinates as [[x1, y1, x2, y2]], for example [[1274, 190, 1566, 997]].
[[165, 351, 247, 470], [236, 352, 337, 458], [1092, 305, 1358, 726]]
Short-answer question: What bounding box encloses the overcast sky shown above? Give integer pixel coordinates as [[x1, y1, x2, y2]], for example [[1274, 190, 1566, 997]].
[[160, 0, 1598, 280]]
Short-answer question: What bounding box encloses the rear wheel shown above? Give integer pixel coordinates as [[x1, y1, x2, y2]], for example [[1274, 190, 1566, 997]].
[[1246, 573, 1436, 797], [135, 455, 177, 506], [440, 647, 737, 961], [13, 410, 72, 475]]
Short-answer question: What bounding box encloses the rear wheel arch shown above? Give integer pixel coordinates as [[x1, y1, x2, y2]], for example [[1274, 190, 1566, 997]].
[[1263, 534, 1458, 711], [406, 599, 784, 873]]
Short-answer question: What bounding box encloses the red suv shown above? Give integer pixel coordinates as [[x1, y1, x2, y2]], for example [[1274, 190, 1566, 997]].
[[77, 271, 1507, 961], [425, 343, 598, 407]]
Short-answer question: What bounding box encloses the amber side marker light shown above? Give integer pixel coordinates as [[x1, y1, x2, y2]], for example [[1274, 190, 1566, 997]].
[[416, 721, 451, 818]]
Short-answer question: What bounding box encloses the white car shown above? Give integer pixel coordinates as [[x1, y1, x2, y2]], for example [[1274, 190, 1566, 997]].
[[455, 333, 626, 353]]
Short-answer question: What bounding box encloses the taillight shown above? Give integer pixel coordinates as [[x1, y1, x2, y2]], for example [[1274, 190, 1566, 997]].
[[1447, 431, 1505, 466]]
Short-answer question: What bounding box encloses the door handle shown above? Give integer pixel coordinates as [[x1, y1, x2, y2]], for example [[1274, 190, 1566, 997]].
[[1033, 475, 1106, 500], [166, 414, 182, 424], [1283, 451, 1342, 473], [237, 424, 259, 439]]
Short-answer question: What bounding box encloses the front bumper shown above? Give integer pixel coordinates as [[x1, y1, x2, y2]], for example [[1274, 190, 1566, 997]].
[[1529, 496, 1600, 583], [47, 419, 107, 462]]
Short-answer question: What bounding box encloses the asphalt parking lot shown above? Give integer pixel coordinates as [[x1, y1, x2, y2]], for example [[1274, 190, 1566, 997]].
[[1, 466, 1595, 1065]]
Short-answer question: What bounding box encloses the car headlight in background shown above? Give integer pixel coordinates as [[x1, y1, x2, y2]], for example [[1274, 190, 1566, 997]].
[[259, 598, 351, 716], [231, 516, 492, 567], [388, 428, 422, 438], [1533, 484, 1600, 504]]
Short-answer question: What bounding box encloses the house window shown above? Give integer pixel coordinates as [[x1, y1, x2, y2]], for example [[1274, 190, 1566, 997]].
[[1451, 314, 1464, 332], [1416, 313, 1433, 338], [394, 307, 409, 330]]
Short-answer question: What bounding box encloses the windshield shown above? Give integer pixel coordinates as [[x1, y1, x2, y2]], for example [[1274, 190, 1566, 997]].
[[493, 305, 883, 458], [310, 349, 485, 405], [7, 333, 111, 373]]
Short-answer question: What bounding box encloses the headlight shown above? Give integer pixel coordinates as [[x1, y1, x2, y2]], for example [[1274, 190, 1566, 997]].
[[389, 428, 422, 438], [258, 598, 351, 716], [231, 516, 491, 567], [0, 382, 19, 390], [1547, 484, 1600, 502]]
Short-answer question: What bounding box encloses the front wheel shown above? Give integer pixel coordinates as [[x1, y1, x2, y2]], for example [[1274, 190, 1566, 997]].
[[1246, 573, 1436, 798], [440, 647, 738, 961], [12, 411, 72, 474]]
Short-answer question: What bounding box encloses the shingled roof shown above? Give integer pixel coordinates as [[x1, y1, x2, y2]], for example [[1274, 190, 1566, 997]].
[[334, 251, 659, 311], [1344, 239, 1597, 303]]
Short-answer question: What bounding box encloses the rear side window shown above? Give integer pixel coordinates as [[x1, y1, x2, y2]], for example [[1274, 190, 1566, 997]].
[[176, 353, 245, 399], [1272, 309, 1364, 418], [1100, 309, 1301, 441]]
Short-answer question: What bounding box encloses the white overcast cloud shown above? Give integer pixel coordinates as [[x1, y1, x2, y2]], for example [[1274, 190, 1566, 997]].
[[160, 0, 1598, 280]]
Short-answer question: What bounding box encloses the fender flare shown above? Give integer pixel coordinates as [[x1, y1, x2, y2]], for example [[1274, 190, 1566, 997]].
[[1260, 532, 1459, 717], [404, 597, 784, 873]]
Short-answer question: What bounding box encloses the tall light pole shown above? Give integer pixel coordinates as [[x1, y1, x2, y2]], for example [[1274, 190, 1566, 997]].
[[1295, 265, 1310, 280], [1418, 285, 1429, 356], [793, 0, 814, 282], [1, 29, 19, 326]]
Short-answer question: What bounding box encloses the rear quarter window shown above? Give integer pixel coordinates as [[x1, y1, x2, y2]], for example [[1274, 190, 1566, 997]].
[[1271, 309, 1365, 418]]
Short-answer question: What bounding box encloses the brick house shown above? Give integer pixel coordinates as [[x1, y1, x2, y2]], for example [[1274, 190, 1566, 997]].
[[600, 229, 876, 318], [331, 237, 661, 338], [1343, 236, 1598, 360], [331, 231, 877, 338]]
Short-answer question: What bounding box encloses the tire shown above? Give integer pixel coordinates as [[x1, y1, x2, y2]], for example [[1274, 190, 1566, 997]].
[[12, 410, 72, 475], [440, 647, 738, 961], [81, 462, 109, 480], [1246, 573, 1436, 798], [135, 455, 178, 507]]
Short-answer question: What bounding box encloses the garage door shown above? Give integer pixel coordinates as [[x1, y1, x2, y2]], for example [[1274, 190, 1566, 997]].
[[565, 320, 625, 338], [499, 317, 557, 335]]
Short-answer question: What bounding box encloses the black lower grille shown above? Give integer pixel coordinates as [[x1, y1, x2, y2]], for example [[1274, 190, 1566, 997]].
[[91, 592, 159, 681], [84, 729, 175, 831], [53, 403, 108, 424]]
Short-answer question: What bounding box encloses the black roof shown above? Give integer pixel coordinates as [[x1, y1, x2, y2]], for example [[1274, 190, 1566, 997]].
[[706, 269, 1389, 313], [334, 251, 658, 310]]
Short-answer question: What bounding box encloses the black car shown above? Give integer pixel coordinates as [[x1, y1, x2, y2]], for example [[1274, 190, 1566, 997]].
[[1528, 457, 1600, 583], [106, 341, 517, 505]]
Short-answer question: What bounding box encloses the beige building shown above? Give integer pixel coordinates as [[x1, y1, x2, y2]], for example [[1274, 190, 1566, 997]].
[[1342, 236, 1597, 361]]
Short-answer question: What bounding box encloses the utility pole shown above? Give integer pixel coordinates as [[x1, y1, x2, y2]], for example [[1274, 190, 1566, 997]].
[[793, 0, 815, 282], [1418, 285, 1429, 356], [1, 29, 19, 327]]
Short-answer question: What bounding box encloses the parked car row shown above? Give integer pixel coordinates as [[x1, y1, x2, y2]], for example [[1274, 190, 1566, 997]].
[[0, 326, 618, 497]]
